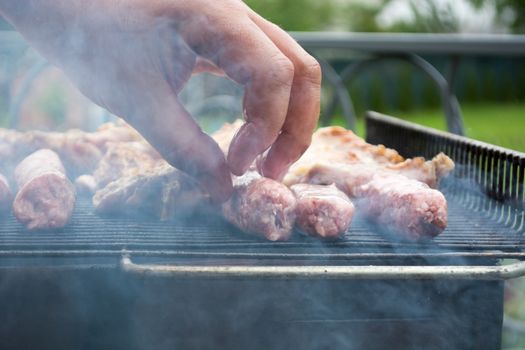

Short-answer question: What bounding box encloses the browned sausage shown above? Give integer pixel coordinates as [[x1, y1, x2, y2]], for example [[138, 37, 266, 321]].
[[291, 183, 354, 239], [13, 149, 75, 230], [222, 172, 296, 241]]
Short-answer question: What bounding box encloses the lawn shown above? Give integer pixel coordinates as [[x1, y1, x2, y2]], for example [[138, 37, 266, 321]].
[[342, 102, 525, 153]]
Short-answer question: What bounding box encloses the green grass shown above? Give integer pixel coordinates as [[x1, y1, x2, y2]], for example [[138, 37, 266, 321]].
[[334, 102, 525, 153], [397, 103, 525, 153]]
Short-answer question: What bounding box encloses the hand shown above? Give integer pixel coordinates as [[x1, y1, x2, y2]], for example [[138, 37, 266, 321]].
[[0, 0, 321, 201]]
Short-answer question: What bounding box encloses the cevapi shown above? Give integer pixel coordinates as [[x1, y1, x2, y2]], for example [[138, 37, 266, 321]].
[[13, 149, 75, 230]]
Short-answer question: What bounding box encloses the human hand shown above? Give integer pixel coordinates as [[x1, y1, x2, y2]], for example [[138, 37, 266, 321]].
[[0, 0, 321, 201]]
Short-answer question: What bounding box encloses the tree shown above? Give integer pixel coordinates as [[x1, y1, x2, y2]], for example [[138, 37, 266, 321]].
[[469, 0, 525, 33]]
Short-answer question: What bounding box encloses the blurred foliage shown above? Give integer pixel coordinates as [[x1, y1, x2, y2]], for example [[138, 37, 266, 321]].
[[470, 0, 525, 33], [244, 0, 525, 33], [335, 1, 387, 32], [386, 0, 460, 33], [243, 0, 339, 31]]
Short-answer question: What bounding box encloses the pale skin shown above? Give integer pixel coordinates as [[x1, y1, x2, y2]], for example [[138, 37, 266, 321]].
[[0, 0, 322, 202]]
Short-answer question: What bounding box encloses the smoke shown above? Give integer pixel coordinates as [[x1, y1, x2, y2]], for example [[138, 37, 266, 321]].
[[0, 4, 519, 350]]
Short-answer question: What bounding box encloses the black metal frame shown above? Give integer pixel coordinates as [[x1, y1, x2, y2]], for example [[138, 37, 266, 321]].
[[366, 111, 525, 235], [319, 54, 464, 134], [6, 32, 525, 134], [293, 32, 525, 136]]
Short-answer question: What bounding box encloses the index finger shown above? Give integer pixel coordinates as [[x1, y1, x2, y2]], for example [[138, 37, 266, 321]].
[[124, 82, 233, 202], [179, 11, 295, 175]]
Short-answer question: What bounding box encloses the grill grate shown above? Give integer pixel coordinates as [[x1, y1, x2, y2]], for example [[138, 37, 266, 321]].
[[0, 195, 523, 264], [0, 112, 524, 266]]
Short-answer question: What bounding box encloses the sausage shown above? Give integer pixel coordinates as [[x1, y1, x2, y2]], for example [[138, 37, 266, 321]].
[[355, 174, 447, 241], [222, 172, 296, 241], [13, 149, 76, 230], [291, 183, 354, 239]]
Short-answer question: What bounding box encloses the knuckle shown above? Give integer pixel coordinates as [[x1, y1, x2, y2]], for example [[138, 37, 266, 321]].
[[296, 55, 322, 85], [295, 136, 312, 155], [284, 130, 312, 157], [267, 55, 295, 88]]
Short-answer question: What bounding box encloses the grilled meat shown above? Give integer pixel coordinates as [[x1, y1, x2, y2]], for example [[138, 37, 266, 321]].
[[213, 123, 297, 241], [93, 164, 206, 221], [222, 172, 296, 241], [0, 120, 142, 177], [212, 121, 453, 240], [74, 174, 98, 195], [291, 183, 354, 239], [280, 126, 452, 240], [93, 141, 162, 188], [284, 126, 454, 188], [13, 149, 75, 230], [354, 174, 447, 241]]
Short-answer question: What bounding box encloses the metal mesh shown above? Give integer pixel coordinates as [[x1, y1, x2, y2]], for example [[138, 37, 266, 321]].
[[0, 196, 523, 264], [0, 112, 523, 265]]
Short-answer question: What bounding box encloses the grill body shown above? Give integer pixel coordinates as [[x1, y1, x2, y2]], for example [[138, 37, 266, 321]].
[[0, 267, 504, 350], [1, 111, 524, 349]]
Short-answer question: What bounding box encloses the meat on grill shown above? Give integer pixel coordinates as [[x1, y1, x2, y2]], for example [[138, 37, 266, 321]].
[[13, 149, 76, 230], [93, 164, 206, 221], [0, 174, 12, 215], [0, 120, 142, 177], [222, 172, 296, 241], [354, 174, 447, 241], [211, 124, 299, 241], [279, 126, 452, 240], [93, 141, 162, 188], [74, 174, 98, 195], [212, 121, 452, 240], [291, 183, 354, 239], [284, 126, 454, 189]]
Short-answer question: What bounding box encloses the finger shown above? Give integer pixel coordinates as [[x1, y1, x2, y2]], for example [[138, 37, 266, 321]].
[[180, 13, 294, 175], [125, 82, 233, 202], [192, 57, 226, 76], [248, 12, 322, 180]]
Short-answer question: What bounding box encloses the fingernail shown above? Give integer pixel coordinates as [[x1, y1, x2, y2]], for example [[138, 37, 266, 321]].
[[227, 123, 263, 175], [197, 169, 233, 204], [261, 158, 290, 182]]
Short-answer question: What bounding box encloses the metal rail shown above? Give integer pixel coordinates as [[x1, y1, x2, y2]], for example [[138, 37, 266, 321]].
[[120, 256, 525, 281], [293, 33, 525, 135], [292, 32, 525, 56], [321, 54, 464, 134], [5, 31, 525, 133]]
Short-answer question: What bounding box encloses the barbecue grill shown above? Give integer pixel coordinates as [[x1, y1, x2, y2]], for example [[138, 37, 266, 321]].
[[1, 111, 524, 350]]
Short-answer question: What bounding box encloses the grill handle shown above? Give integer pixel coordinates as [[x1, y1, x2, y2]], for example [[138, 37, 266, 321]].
[[120, 257, 525, 280]]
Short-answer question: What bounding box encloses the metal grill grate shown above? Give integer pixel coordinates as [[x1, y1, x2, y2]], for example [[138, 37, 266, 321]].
[[366, 111, 525, 234], [0, 112, 524, 266], [0, 196, 523, 264]]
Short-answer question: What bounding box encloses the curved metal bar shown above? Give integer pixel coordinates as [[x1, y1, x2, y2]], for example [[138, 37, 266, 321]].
[[8, 59, 49, 128], [407, 54, 465, 135], [323, 57, 384, 125], [332, 54, 465, 135], [120, 256, 525, 280], [316, 57, 356, 129]]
